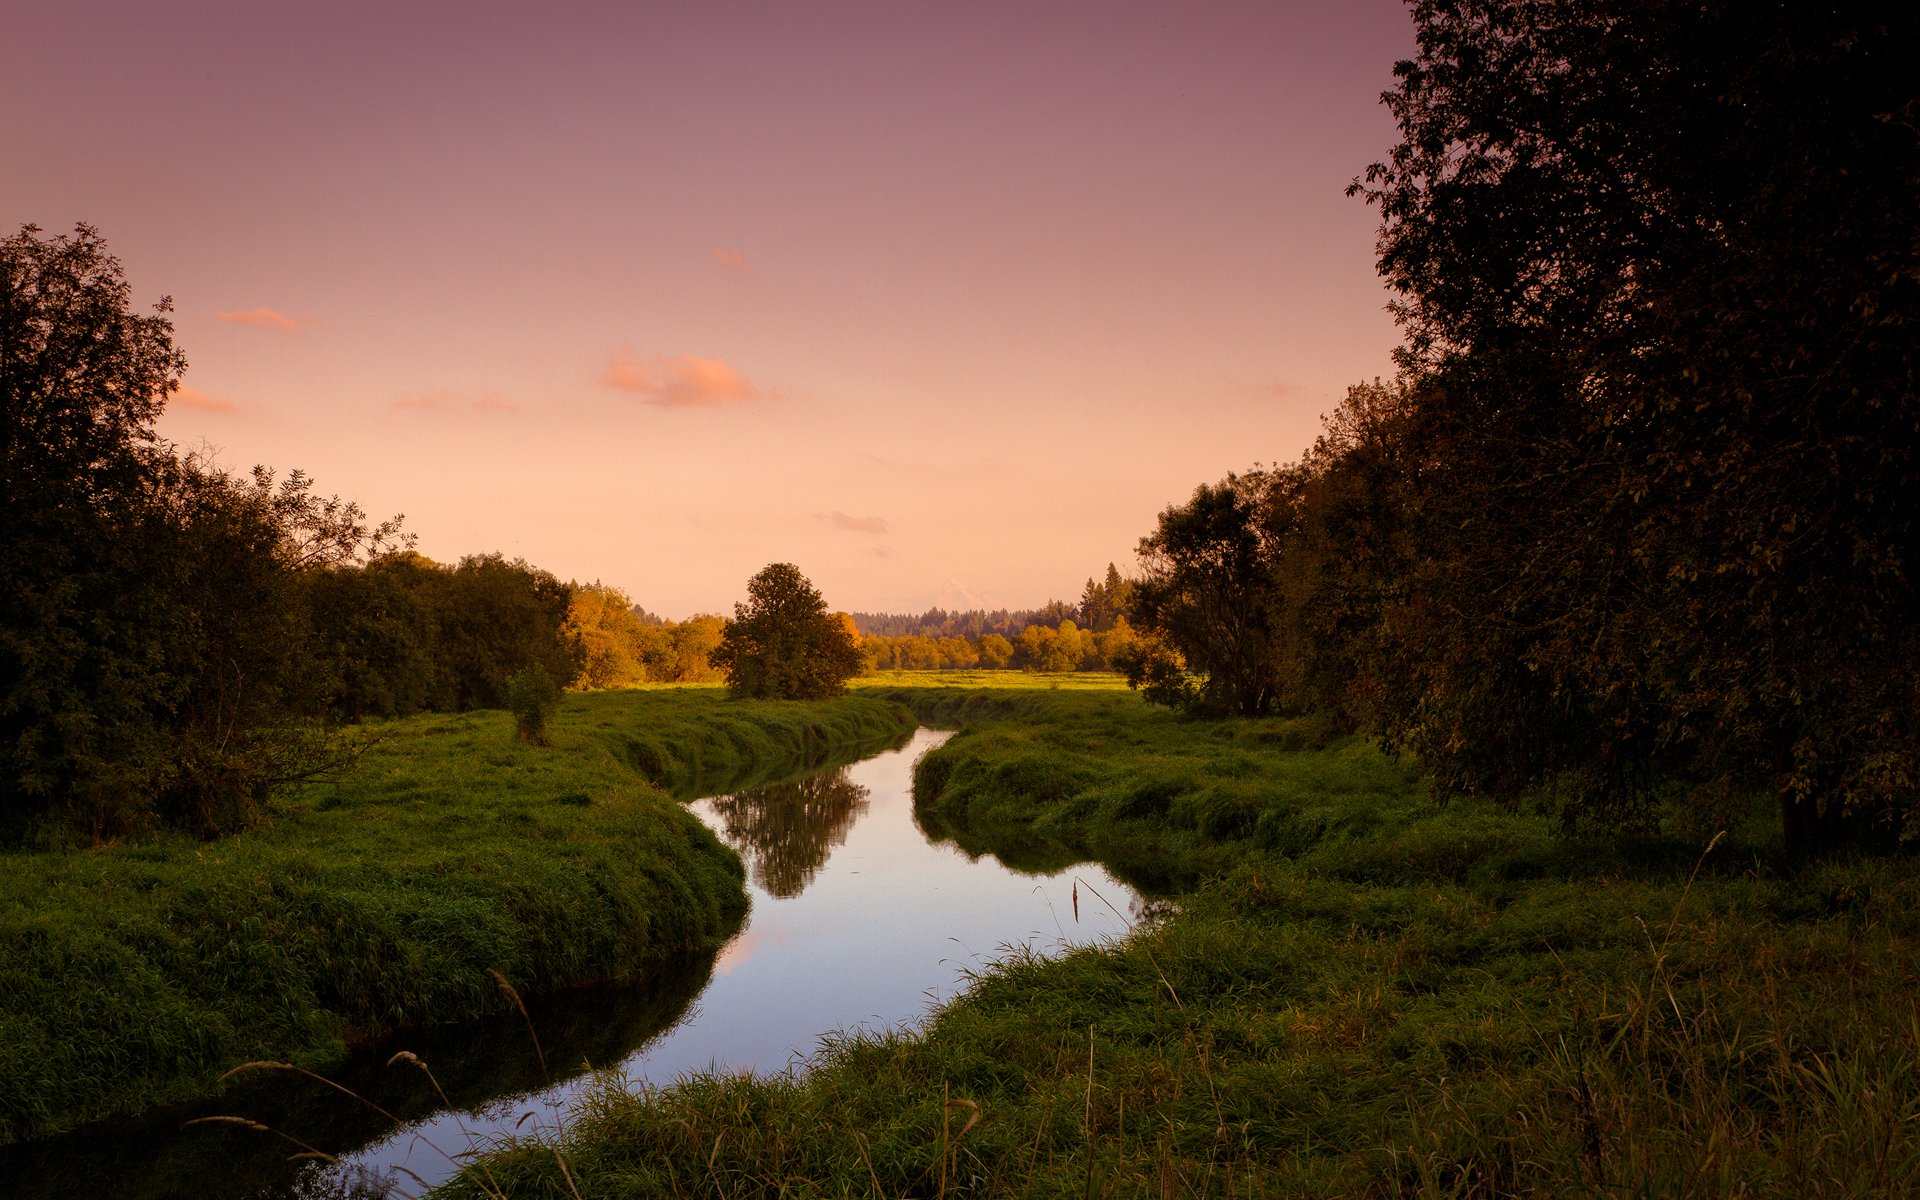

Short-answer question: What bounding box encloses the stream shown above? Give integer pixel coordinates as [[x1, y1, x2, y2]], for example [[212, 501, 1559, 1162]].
[[5, 728, 1143, 1199]]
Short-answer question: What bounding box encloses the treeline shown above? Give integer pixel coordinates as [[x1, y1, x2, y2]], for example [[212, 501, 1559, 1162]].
[[1124, 2, 1917, 850], [1, 226, 590, 843], [565, 584, 725, 688], [850, 565, 1140, 672], [856, 616, 1141, 674], [848, 605, 1070, 641]]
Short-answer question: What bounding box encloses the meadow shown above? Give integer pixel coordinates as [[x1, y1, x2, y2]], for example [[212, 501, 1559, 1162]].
[[438, 685, 1920, 1199], [0, 688, 915, 1144]]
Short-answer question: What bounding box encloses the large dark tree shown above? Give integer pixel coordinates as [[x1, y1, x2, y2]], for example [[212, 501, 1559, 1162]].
[[1, 225, 187, 838], [0, 226, 427, 839], [1352, 2, 1920, 841], [712, 564, 862, 701]]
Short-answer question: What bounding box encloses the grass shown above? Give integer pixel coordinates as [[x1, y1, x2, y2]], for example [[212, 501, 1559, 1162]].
[[0, 687, 916, 1145], [857, 670, 1132, 694], [434, 685, 1920, 1199]]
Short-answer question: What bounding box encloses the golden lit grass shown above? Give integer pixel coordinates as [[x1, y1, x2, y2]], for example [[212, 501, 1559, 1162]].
[[857, 670, 1132, 692]]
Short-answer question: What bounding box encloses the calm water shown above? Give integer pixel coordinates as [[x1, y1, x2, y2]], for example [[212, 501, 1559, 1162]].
[[6, 728, 1142, 1199]]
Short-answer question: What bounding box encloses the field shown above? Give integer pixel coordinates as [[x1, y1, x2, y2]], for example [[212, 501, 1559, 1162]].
[[857, 670, 1133, 693], [439, 687, 1920, 1199], [0, 689, 916, 1143]]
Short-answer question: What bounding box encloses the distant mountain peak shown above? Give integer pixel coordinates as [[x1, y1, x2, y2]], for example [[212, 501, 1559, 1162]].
[[925, 579, 996, 612]]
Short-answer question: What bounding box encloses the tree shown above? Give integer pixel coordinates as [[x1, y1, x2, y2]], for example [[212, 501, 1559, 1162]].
[[0, 226, 421, 839], [567, 582, 653, 689], [666, 614, 726, 682], [1078, 564, 1135, 632], [937, 636, 979, 670], [2, 225, 186, 836], [711, 564, 863, 700], [1129, 473, 1285, 716], [432, 554, 582, 709], [1352, 2, 1920, 841], [304, 555, 439, 721]]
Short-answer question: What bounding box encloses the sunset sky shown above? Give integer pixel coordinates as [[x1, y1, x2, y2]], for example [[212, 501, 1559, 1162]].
[[7, 0, 1415, 618]]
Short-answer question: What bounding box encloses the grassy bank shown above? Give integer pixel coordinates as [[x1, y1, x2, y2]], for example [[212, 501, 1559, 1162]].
[[441, 687, 1920, 1198], [0, 688, 915, 1144]]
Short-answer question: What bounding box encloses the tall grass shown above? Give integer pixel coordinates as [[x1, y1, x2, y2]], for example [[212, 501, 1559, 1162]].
[[0, 688, 915, 1144], [435, 686, 1920, 1199]]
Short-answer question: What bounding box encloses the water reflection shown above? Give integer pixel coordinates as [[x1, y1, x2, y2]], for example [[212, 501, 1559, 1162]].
[[915, 802, 1193, 897], [704, 767, 871, 897], [0, 955, 714, 1200]]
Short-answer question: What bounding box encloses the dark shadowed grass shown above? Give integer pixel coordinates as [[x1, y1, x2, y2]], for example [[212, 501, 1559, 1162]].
[[0, 688, 915, 1145], [436, 686, 1920, 1199]]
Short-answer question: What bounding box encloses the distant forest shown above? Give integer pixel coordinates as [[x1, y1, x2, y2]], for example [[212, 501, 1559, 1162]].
[[851, 564, 1132, 640], [575, 564, 1141, 683]]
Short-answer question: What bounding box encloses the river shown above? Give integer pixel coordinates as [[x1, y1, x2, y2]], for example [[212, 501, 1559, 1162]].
[[4, 727, 1142, 1199]]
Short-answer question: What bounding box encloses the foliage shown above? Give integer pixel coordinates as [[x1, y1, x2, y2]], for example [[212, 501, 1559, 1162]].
[[0, 688, 914, 1143], [712, 564, 863, 700], [563, 584, 729, 689], [1342, 1, 1920, 843], [849, 598, 1090, 641], [0, 227, 386, 840], [1, 224, 182, 840], [856, 617, 1137, 675], [1077, 562, 1135, 632], [567, 583, 658, 689], [507, 663, 562, 744], [1128, 472, 1285, 716]]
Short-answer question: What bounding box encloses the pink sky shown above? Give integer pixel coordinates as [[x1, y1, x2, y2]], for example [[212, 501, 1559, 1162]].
[[7, 0, 1414, 618]]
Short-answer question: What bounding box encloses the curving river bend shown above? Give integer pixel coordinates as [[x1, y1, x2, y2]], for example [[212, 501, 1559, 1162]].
[[5, 728, 1142, 1199]]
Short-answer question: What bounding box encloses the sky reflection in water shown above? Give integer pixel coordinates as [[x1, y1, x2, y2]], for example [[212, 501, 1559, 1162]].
[[331, 727, 1140, 1195]]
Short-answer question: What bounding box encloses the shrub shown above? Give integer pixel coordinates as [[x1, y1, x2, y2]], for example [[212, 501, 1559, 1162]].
[[507, 664, 561, 744]]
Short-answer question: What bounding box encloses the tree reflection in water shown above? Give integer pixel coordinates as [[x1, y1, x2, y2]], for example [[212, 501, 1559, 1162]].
[[704, 768, 871, 897]]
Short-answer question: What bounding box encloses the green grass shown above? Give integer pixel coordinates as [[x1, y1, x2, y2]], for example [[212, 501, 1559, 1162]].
[[0, 688, 915, 1144], [436, 686, 1920, 1199]]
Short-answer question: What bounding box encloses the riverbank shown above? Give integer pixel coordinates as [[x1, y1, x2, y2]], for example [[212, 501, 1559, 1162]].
[[438, 687, 1920, 1198], [0, 689, 915, 1144]]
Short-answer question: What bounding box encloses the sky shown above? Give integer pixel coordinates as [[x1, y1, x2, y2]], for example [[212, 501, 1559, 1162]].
[[6, 0, 1415, 618]]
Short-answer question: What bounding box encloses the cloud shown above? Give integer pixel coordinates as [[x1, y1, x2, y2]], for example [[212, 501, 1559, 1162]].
[[820, 510, 890, 534], [171, 384, 238, 413], [709, 246, 747, 270], [712, 930, 763, 977], [215, 306, 307, 332], [871, 546, 893, 558], [392, 388, 516, 413], [604, 351, 760, 408]]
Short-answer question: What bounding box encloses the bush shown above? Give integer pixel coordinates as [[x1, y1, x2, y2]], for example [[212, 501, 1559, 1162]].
[[507, 664, 561, 744]]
